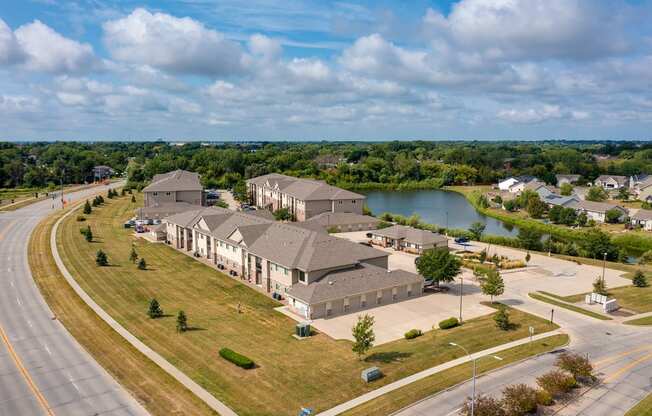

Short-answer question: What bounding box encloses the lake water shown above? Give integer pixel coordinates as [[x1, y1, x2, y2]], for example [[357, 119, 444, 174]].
[[364, 189, 519, 237]]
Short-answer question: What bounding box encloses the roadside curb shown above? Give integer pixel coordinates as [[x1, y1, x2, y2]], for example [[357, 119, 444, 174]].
[[50, 198, 237, 416], [387, 334, 571, 416], [317, 329, 565, 415]]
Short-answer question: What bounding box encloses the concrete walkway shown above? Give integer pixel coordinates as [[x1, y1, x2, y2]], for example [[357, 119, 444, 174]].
[[317, 329, 564, 416], [51, 201, 238, 416]]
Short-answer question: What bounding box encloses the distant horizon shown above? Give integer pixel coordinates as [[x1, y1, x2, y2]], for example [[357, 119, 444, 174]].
[[2, 138, 651, 144]]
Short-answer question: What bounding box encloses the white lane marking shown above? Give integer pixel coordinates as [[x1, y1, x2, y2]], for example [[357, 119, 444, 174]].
[[71, 382, 80, 392], [43, 343, 52, 356], [10, 280, 14, 288], [27, 320, 33, 328], [16, 297, 22, 306]]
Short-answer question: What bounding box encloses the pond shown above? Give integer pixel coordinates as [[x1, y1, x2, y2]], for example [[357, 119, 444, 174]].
[[364, 189, 519, 237]]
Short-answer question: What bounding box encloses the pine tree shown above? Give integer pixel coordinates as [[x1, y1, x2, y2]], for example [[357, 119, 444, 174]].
[[92, 197, 99, 207], [83, 200, 92, 214], [633, 270, 648, 288], [84, 226, 93, 242], [494, 306, 510, 330], [176, 311, 188, 332], [352, 314, 375, 360], [148, 299, 163, 319], [131, 194, 136, 203], [95, 249, 108, 266], [98, 195, 104, 204], [137, 258, 147, 270], [129, 246, 138, 263], [481, 270, 505, 303], [525, 251, 531, 264]]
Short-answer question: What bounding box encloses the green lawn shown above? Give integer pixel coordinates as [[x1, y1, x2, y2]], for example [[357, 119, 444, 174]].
[[624, 316, 652, 326], [58, 194, 560, 416], [529, 293, 612, 320], [552, 284, 652, 314], [342, 334, 569, 416], [626, 394, 652, 416]]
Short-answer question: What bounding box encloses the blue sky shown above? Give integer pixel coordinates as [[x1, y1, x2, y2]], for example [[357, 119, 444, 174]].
[[1, 0, 651, 141]]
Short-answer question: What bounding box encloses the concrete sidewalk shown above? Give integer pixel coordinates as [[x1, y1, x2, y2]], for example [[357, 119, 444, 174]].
[[51, 201, 238, 416], [317, 329, 564, 416]]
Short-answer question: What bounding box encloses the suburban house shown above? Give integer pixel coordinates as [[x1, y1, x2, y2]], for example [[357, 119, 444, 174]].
[[93, 165, 115, 181], [524, 181, 556, 198], [631, 175, 652, 201], [246, 173, 365, 221], [542, 193, 580, 208], [498, 176, 539, 193], [163, 208, 423, 319], [301, 212, 380, 232], [594, 175, 629, 190], [556, 174, 581, 186], [369, 225, 448, 254], [631, 209, 652, 231], [137, 169, 206, 219], [575, 201, 628, 223]]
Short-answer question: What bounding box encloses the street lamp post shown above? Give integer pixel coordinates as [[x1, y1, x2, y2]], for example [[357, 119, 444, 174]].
[[459, 276, 464, 323], [449, 342, 502, 416], [602, 252, 607, 287]]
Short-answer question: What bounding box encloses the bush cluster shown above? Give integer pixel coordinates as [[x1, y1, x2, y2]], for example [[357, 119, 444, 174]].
[[438, 317, 459, 330], [404, 329, 423, 339], [219, 348, 255, 369]]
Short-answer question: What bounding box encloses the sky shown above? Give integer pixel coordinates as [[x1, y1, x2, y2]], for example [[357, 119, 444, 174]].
[[1, 0, 652, 141]]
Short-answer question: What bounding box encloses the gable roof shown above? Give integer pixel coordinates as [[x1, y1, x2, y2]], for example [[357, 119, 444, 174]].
[[286, 264, 422, 304], [576, 200, 627, 214], [595, 175, 628, 186], [303, 212, 380, 228], [371, 225, 448, 246], [542, 194, 580, 207], [632, 209, 652, 221], [247, 173, 364, 201], [143, 169, 203, 192]]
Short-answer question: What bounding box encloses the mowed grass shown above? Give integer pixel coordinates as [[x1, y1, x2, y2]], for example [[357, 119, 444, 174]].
[[553, 284, 652, 314], [30, 205, 217, 415], [626, 393, 652, 416], [529, 293, 612, 320], [57, 194, 560, 415], [624, 316, 652, 326], [342, 334, 569, 416]]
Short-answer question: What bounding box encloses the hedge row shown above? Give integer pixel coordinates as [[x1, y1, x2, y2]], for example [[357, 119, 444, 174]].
[[439, 317, 460, 329], [219, 347, 255, 369]]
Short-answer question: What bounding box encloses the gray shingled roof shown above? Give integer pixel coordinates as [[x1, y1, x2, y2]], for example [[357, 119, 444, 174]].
[[576, 200, 626, 214], [143, 169, 203, 192], [136, 202, 204, 219], [631, 209, 652, 221], [303, 212, 380, 227], [595, 175, 628, 186], [371, 225, 447, 246], [286, 264, 422, 304], [247, 173, 364, 201], [165, 206, 230, 227]]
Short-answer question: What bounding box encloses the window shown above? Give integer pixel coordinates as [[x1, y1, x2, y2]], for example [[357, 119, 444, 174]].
[[166, 192, 171, 196], [352, 200, 356, 204], [153, 192, 158, 196], [298, 271, 306, 283], [376, 291, 382, 305], [392, 287, 398, 301]]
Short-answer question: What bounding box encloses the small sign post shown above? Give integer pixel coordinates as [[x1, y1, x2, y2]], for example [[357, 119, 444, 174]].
[[529, 326, 534, 345]]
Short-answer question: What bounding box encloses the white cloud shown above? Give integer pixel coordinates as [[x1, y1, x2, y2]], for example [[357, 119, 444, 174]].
[[14, 20, 97, 73], [0, 19, 24, 65], [103, 8, 244, 76], [425, 0, 628, 61], [0, 94, 40, 113], [497, 105, 565, 124]]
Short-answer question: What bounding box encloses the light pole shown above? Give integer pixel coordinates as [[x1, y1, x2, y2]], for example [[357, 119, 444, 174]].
[[459, 276, 464, 323], [449, 342, 502, 416], [602, 251, 607, 287]]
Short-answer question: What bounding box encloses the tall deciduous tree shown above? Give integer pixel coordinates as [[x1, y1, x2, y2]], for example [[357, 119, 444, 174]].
[[416, 248, 461, 288], [481, 270, 505, 303]]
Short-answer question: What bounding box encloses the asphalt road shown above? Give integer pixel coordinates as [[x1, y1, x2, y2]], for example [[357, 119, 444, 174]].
[[0, 183, 147, 416], [397, 244, 652, 416]]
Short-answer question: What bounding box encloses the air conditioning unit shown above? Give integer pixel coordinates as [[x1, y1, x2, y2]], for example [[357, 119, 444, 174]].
[[296, 322, 311, 338]]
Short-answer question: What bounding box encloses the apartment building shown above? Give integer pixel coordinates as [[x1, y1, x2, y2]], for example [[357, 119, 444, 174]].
[[246, 173, 365, 221], [137, 169, 205, 219], [163, 208, 423, 319]]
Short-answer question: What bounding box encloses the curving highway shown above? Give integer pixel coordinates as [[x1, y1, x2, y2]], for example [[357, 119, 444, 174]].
[[0, 184, 147, 416]]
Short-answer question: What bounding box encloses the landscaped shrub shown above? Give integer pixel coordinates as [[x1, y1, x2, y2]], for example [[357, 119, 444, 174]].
[[219, 348, 255, 369], [536, 389, 553, 406], [555, 352, 594, 381], [499, 260, 526, 270], [76, 215, 86, 222], [147, 299, 163, 319], [404, 329, 423, 339], [95, 249, 108, 266], [438, 317, 459, 330], [501, 384, 538, 415], [460, 394, 505, 416], [536, 370, 577, 397], [633, 270, 648, 288], [493, 306, 510, 330]]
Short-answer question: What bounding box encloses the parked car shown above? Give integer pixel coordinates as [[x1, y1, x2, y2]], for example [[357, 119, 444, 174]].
[[365, 232, 373, 238], [454, 236, 469, 244], [123, 220, 135, 228], [152, 219, 161, 225]]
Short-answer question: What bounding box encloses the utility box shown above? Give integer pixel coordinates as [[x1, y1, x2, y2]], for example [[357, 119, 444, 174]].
[[296, 322, 311, 338], [361, 367, 382, 383]]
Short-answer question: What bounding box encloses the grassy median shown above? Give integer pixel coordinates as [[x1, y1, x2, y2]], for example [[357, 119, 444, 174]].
[[57, 194, 560, 415], [529, 292, 612, 320], [29, 205, 217, 415], [342, 334, 569, 416], [626, 393, 652, 416]]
